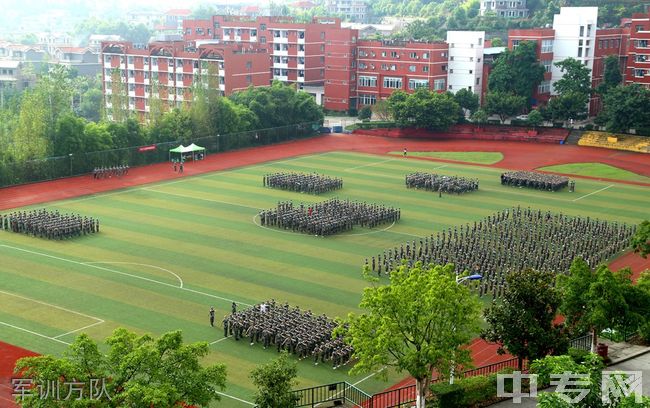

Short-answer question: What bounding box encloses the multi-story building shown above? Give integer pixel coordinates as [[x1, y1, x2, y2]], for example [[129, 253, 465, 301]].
[[480, 0, 528, 18], [156, 9, 193, 36], [591, 27, 629, 112], [100, 40, 269, 121], [325, 0, 369, 23], [626, 12, 650, 87], [50, 47, 101, 77], [507, 28, 555, 106], [354, 40, 449, 108], [447, 31, 485, 101]]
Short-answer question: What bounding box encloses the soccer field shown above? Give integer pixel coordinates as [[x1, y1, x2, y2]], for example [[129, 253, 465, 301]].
[[1, 151, 648, 406]]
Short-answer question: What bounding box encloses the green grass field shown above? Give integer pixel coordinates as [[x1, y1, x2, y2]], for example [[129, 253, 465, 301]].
[[537, 162, 650, 183], [388, 151, 504, 164], [1, 151, 648, 406]]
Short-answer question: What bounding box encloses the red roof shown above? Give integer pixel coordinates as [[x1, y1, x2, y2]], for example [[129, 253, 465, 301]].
[[166, 9, 192, 16]]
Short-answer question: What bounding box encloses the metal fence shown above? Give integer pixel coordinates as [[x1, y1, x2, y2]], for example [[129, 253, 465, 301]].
[[0, 121, 320, 188], [292, 382, 371, 408], [569, 333, 594, 351]]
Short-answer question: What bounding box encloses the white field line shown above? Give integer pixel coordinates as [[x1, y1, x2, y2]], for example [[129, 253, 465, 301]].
[[352, 367, 386, 386], [143, 188, 262, 210], [0, 244, 252, 307], [84, 261, 184, 288], [52, 320, 105, 339], [0, 321, 70, 345], [344, 158, 396, 172], [209, 337, 229, 345], [0, 289, 104, 322], [216, 391, 256, 406], [572, 184, 614, 202]]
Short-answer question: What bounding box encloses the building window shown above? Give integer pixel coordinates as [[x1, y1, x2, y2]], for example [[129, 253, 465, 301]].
[[391, 51, 398, 58], [512, 39, 520, 48], [577, 47, 582, 58], [598, 40, 603, 49], [541, 39, 553, 53], [359, 62, 367, 69], [410, 52, 418, 58], [423, 52, 429, 59], [320, 32, 325, 39], [635, 40, 648, 48], [261, 36, 266, 44], [359, 94, 376, 105], [635, 55, 648, 62], [381, 63, 388, 70], [260, 23, 266, 30], [246, 61, 252, 69], [579, 26, 584, 37], [383, 77, 402, 89], [538, 80, 551, 93], [128, 56, 134, 64], [246, 75, 252, 84], [636, 25, 644, 33], [408, 65, 416, 72], [359, 75, 377, 87], [433, 79, 445, 91], [542, 60, 552, 73], [408, 79, 429, 89], [635, 69, 646, 77], [381, 51, 387, 57], [390, 64, 396, 71], [251, 29, 257, 37]]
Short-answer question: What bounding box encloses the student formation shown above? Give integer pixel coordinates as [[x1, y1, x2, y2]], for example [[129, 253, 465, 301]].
[[1, 209, 99, 240], [223, 300, 353, 369]]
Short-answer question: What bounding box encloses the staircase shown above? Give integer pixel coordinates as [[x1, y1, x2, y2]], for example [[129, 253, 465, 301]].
[[565, 129, 584, 145]]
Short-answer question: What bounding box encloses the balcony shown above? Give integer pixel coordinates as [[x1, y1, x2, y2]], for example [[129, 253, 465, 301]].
[[297, 63, 305, 70], [273, 62, 289, 69], [128, 77, 135, 83], [274, 49, 289, 56], [274, 36, 289, 44], [273, 74, 288, 81]]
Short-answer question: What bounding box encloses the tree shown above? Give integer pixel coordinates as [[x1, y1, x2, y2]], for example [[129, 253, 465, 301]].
[[551, 57, 592, 120], [358, 105, 372, 120], [388, 89, 460, 131], [598, 84, 650, 134], [557, 259, 630, 353], [484, 91, 526, 123], [632, 220, 650, 258], [453, 88, 479, 115], [338, 262, 482, 408], [15, 328, 227, 407], [487, 41, 545, 106], [527, 108, 543, 127], [596, 55, 623, 95], [250, 352, 299, 408], [482, 269, 567, 370], [490, 37, 504, 47], [470, 108, 488, 126], [545, 92, 589, 122], [372, 98, 393, 121]]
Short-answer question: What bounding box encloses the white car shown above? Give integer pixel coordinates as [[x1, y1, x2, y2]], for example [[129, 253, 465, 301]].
[[515, 114, 529, 121]]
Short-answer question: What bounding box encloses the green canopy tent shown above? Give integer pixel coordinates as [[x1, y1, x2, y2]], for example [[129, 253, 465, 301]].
[[169, 143, 206, 162]]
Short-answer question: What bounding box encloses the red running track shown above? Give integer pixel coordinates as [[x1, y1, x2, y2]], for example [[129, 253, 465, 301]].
[[1, 134, 649, 210], [0, 342, 38, 408], [0, 134, 648, 406]]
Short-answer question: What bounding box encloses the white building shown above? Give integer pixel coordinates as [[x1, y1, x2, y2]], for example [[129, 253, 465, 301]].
[[480, 0, 529, 18], [325, 0, 369, 23], [446, 31, 485, 102], [550, 7, 598, 96]]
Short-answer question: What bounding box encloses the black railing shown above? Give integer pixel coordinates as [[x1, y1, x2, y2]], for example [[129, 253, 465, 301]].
[[292, 382, 371, 408], [0, 121, 321, 188], [570, 333, 593, 351], [369, 384, 417, 408]]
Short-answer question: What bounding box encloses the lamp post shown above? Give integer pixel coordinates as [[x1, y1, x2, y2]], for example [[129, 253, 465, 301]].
[[450, 274, 482, 385], [68, 153, 73, 176]]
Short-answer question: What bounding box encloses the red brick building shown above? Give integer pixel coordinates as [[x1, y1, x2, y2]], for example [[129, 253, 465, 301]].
[[626, 12, 650, 87], [354, 40, 449, 108], [100, 40, 269, 121], [591, 27, 629, 112]]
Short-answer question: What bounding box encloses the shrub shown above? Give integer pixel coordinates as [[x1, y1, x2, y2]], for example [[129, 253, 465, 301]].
[[568, 347, 591, 364], [637, 321, 650, 344], [429, 382, 464, 408], [584, 124, 594, 131], [358, 106, 372, 120]]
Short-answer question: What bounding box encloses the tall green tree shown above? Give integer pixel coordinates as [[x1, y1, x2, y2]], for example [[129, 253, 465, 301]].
[[484, 91, 526, 123], [557, 259, 630, 353], [250, 352, 299, 408], [596, 55, 623, 95], [337, 262, 482, 408], [453, 88, 479, 115], [598, 84, 650, 134], [15, 329, 227, 407], [632, 220, 650, 258], [482, 269, 567, 369], [388, 89, 460, 131], [487, 41, 545, 106], [11, 89, 49, 160], [549, 57, 592, 120]]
